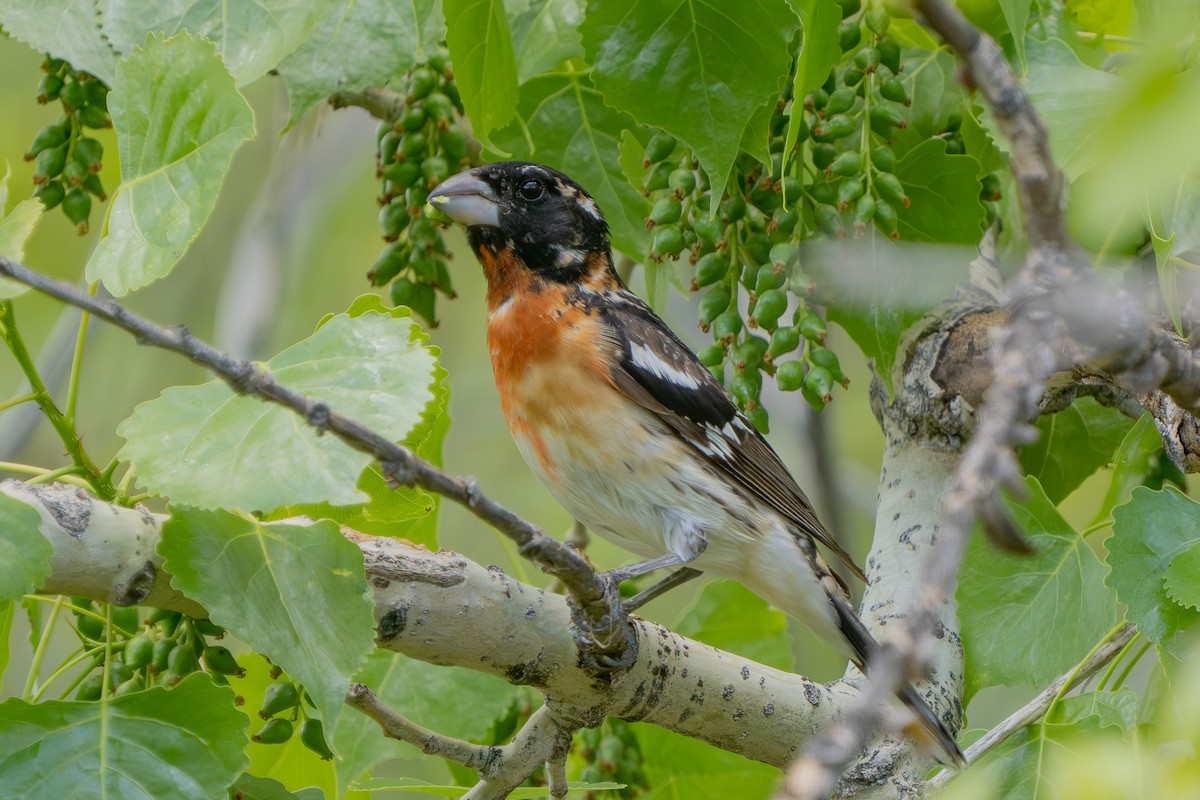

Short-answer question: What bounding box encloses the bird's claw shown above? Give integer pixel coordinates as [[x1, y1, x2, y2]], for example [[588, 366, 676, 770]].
[[568, 573, 638, 673]]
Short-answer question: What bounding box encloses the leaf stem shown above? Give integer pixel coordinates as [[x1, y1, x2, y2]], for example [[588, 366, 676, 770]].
[[0, 300, 115, 499], [1096, 630, 1142, 691], [1042, 621, 1130, 726], [0, 391, 38, 413], [65, 284, 97, 424], [1110, 640, 1153, 691], [22, 594, 65, 700]]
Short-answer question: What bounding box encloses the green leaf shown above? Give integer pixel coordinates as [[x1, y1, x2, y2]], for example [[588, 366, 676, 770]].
[[117, 305, 438, 511], [443, 0, 519, 147], [1108, 487, 1200, 656], [161, 509, 375, 739], [959, 477, 1118, 696], [99, 0, 330, 87], [0, 0, 120, 83], [278, 0, 445, 126], [0, 674, 248, 799], [1021, 39, 1119, 180], [1095, 413, 1162, 525], [85, 33, 256, 296], [230, 774, 326, 800], [333, 651, 520, 796], [898, 49, 963, 148], [783, 0, 840, 159], [489, 73, 650, 258], [998, 0, 1033, 67], [971, 715, 1105, 800], [893, 139, 986, 243], [581, 0, 799, 201], [673, 580, 793, 672], [350, 778, 624, 797], [0, 165, 43, 297], [1164, 545, 1200, 611], [0, 601, 12, 681], [634, 723, 780, 800], [509, 0, 584, 84], [1019, 397, 1134, 505], [960, 102, 1007, 175], [1148, 173, 1200, 333], [0, 490, 53, 603], [1055, 689, 1140, 736]]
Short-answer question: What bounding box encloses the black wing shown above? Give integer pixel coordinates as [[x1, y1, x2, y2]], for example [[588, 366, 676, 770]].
[[592, 288, 866, 583]]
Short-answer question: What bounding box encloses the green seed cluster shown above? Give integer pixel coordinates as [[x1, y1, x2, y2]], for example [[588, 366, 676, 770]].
[[641, 130, 847, 429], [370, 49, 471, 327], [25, 56, 110, 235], [576, 719, 649, 798], [69, 600, 242, 700], [800, 0, 913, 240], [251, 676, 333, 759]]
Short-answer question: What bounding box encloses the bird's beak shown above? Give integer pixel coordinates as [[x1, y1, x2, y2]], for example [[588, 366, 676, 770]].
[[427, 170, 500, 228]]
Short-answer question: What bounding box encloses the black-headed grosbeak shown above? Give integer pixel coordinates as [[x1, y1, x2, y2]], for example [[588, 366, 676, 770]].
[[428, 162, 964, 766]]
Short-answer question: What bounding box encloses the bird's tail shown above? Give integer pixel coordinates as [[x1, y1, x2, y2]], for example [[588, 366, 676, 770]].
[[828, 590, 967, 769]]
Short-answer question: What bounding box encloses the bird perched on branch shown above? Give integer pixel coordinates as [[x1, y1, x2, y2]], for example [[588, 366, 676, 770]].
[[428, 161, 964, 767]]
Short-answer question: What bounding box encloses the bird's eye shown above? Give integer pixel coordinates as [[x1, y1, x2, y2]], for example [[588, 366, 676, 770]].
[[517, 180, 545, 202]]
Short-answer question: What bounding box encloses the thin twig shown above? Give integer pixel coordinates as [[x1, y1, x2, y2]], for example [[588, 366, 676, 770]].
[[347, 683, 500, 768], [926, 622, 1137, 788], [328, 86, 409, 123], [0, 257, 634, 665]]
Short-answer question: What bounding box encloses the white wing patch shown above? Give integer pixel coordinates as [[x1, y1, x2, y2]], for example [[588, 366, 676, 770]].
[[695, 421, 740, 460], [629, 342, 701, 389]]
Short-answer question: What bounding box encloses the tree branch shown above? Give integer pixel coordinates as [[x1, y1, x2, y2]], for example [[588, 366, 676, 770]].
[[6, 479, 858, 771], [927, 622, 1137, 789], [0, 256, 633, 666]]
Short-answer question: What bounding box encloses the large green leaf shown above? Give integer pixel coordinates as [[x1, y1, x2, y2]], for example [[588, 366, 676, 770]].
[[959, 477, 1118, 697], [0, 674, 247, 800], [893, 139, 985, 243], [100, 0, 329, 86], [673, 580, 793, 672], [970, 715, 1104, 800], [509, 0, 584, 84], [1108, 486, 1200, 656], [161, 509, 375, 739], [117, 304, 438, 511], [85, 33, 255, 296], [0, 170, 43, 299], [230, 774, 325, 800], [0, 491, 52, 603], [1095, 413, 1162, 524], [278, 0, 445, 126], [443, 0, 519, 147], [489, 73, 650, 258], [1019, 397, 1134, 505], [1021, 38, 1119, 181], [1148, 172, 1200, 332], [580, 0, 799, 201], [634, 724, 780, 800], [783, 0, 840, 158], [0, 0, 120, 83], [333, 651, 520, 796]]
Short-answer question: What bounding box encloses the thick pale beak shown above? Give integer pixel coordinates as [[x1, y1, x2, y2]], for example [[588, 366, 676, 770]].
[[426, 170, 500, 227]]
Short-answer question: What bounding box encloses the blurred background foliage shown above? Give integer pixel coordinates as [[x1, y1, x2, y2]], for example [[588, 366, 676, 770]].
[[0, 0, 1199, 798]]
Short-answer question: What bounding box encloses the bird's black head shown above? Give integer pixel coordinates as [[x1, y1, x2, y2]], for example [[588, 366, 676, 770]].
[[428, 162, 612, 283]]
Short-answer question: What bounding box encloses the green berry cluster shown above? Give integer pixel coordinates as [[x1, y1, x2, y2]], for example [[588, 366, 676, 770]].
[[576, 719, 649, 798], [799, 0, 913, 240], [251, 676, 333, 759], [69, 600, 241, 701], [370, 49, 472, 327], [641, 130, 848, 428], [25, 56, 110, 235]]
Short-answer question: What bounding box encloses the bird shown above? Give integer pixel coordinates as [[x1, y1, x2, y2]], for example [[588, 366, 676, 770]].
[[427, 161, 965, 767]]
